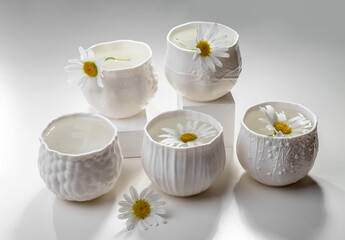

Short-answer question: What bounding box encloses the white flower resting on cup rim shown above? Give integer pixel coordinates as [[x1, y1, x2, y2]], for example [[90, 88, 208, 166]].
[[65, 46, 105, 88], [118, 186, 166, 231], [193, 23, 230, 72], [158, 120, 217, 147], [259, 105, 312, 137]]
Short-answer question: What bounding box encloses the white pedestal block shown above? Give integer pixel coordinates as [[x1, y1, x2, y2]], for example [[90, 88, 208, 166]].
[[177, 92, 235, 148], [109, 110, 147, 158]]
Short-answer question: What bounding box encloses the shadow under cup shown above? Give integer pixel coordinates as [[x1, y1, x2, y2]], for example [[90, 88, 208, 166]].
[[236, 101, 319, 186]]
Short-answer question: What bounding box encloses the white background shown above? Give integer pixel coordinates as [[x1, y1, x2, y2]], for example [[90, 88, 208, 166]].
[[1, 0, 345, 239]]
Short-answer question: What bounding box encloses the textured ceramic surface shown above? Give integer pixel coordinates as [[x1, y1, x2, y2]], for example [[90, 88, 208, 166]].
[[165, 21, 242, 102], [38, 113, 123, 201], [141, 109, 226, 197], [236, 101, 319, 186], [82, 40, 158, 119]]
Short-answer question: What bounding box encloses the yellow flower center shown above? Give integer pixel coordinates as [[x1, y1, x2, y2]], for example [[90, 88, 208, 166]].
[[132, 199, 151, 219], [196, 40, 211, 57], [274, 122, 291, 134], [83, 61, 98, 77], [180, 133, 197, 143]]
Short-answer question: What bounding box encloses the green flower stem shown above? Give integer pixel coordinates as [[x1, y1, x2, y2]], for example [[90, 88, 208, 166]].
[[175, 38, 196, 51], [105, 57, 130, 61]]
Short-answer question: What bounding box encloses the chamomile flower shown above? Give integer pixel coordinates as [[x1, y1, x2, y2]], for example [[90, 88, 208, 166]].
[[65, 46, 105, 88], [118, 186, 166, 231], [192, 23, 230, 72], [158, 120, 217, 147], [259, 105, 312, 137]]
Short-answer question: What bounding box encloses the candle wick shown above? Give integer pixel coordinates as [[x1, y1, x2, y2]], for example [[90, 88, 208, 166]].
[[175, 38, 196, 51], [105, 57, 130, 61]]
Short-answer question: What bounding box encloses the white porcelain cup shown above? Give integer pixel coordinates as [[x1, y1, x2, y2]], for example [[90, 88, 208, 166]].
[[82, 40, 158, 119], [165, 21, 242, 102], [236, 101, 319, 186], [141, 109, 226, 197], [38, 113, 123, 201]]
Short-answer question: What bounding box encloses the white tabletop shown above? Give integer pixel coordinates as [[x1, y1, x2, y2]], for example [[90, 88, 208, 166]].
[[1, 0, 345, 239]]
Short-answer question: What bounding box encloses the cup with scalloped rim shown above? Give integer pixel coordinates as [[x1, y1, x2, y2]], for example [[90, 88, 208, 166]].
[[38, 113, 123, 201]]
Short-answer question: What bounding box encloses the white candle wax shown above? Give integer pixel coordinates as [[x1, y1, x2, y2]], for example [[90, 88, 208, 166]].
[[148, 116, 219, 145], [244, 108, 313, 137], [43, 115, 114, 154], [169, 23, 237, 49], [93, 41, 150, 70]]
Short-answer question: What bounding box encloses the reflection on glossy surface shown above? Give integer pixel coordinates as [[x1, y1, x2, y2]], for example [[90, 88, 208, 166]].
[[53, 189, 115, 240], [234, 174, 326, 240], [116, 149, 237, 240]]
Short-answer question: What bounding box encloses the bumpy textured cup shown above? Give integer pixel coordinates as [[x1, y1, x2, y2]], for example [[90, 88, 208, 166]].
[[38, 113, 123, 201], [236, 101, 319, 186], [82, 40, 158, 119], [141, 109, 226, 197], [165, 21, 242, 102]]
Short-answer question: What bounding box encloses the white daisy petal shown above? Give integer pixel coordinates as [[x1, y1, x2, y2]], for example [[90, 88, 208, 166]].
[[65, 46, 105, 89], [145, 215, 158, 226], [161, 128, 179, 136], [205, 56, 216, 72], [118, 206, 131, 213], [211, 35, 228, 44], [127, 216, 138, 230], [118, 200, 131, 207], [212, 51, 230, 58], [177, 123, 184, 134], [197, 24, 204, 42], [96, 76, 104, 88], [68, 59, 83, 64], [153, 213, 167, 224], [123, 193, 133, 203], [192, 52, 199, 61], [205, 23, 218, 42], [210, 55, 223, 68], [118, 212, 131, 219], [139, 188, 148, 199], [118, 186, 166, 231], [191, 120, 199, 131], [87, 49, 95, 60], [152, 208, 166, 215], [151, 201, 166, 207], [211, 46, 229, 52], [147, 193, 161, 203], [64, 64, 82, 72], [139, 219, 148, 231], [130, 186, 139, 201], [258, 105, 312, 137], [159, 121, 218, 148], [200, 58, 208, 71], [78, 46, 88, 61]]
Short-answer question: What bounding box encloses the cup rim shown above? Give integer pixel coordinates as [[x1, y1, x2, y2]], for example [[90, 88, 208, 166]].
[[166, 21, 239, 53], [39, 112, 117, 157], [87, 40, 152, 72], [144, 109, 224, 149], [241, 101, 318, 139]]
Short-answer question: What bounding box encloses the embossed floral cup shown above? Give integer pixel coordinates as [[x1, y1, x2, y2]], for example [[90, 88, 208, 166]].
[[236, 101, 318, 186], [82, 40, 158, 119], [165, 21, 242, 102], [141, 109, 226, 196], [38, 113, 123, 201]]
